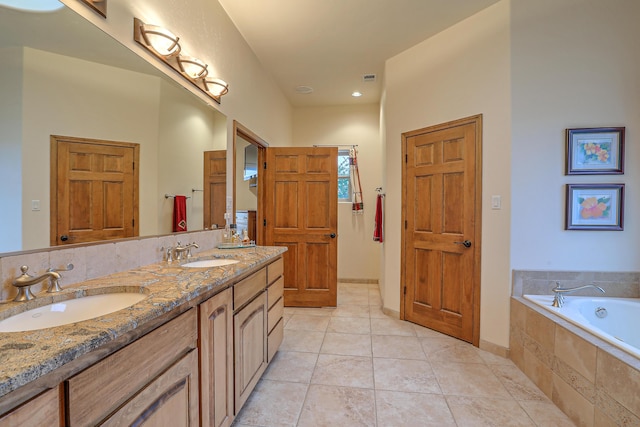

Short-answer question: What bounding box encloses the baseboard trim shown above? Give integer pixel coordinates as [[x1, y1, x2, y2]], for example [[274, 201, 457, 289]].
[[382, 307, 400, 319], [338, 278, 379, 284], [479, 339, 510, 358]]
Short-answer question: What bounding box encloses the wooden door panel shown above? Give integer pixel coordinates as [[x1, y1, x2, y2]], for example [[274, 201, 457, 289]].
[[402, 116, 481, 345], [204, 150, 227, 230], [51, 136, 138, 246], [265, 148, 337, 307]]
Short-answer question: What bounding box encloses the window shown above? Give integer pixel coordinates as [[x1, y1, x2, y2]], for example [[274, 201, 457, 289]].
[[337, 149, 351, 201]]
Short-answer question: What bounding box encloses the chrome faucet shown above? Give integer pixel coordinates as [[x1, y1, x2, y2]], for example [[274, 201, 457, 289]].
[[12, 266, 61, 302], [173, 242, 199, 260], [551, 282, 605, 307], [46, 263, 74, 293]]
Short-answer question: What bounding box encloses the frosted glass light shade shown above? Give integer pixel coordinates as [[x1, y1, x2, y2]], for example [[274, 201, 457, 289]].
[[204, 78, 229, 97], [140, 23, 181, 57], [177, 55, 208, 79]]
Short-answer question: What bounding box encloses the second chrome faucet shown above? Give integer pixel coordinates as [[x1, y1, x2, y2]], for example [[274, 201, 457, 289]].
[[551, 282, 605, 307]]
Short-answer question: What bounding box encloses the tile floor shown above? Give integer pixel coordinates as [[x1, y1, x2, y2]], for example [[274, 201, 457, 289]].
[[232, 283, 575, 427]]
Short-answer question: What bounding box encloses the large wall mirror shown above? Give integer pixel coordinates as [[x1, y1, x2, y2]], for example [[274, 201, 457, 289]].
[[0, 3, 227, 253]]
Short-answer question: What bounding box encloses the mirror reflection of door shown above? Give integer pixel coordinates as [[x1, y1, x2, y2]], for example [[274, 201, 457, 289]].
[[203, 150, 227, 230], [233, 121, 267, 245], [50, 135, 139, 246]]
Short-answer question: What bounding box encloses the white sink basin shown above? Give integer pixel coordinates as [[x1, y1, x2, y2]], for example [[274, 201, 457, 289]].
[[0, 293, 147, 333], [181, 259, 239, 268]]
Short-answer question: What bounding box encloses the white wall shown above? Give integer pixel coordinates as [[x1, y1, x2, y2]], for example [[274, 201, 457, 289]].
[[0, 48, 22, 252], [383, 1, 512, 345], [292, 104, 382, 281], [511, 0, 640, 271]]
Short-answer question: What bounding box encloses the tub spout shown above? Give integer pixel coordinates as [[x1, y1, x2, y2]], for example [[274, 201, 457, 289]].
[[551, 282, 605, 308]]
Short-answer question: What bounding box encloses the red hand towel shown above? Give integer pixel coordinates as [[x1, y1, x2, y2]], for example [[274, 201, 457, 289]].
[[173, 195, 187, 232], [373, 194, 383, 243]]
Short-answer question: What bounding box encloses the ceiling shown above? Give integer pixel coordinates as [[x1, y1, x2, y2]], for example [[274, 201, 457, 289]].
[[218, 0, 500, 107]]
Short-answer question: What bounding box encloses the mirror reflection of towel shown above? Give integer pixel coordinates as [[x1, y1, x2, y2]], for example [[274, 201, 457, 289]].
[[173, 195, 187, 232]]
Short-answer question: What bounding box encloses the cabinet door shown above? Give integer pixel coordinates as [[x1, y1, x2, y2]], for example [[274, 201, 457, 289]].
[[101, 350, 199, 427], [0, 387, 60, 427], [234, 291, 267, 413], [200, 288, 234, 427]]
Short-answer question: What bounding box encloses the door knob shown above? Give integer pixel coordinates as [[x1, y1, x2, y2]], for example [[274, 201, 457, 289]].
[[454, 240, 472, 248], [60, 235, 69, 242], [325, 233, 336, 238]]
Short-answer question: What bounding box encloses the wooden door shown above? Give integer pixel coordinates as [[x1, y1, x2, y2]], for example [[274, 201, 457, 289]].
[[50, 136, 139, 246], [401, 115, 482, 345], [264, 148, 338, 307], [204, 150, 227, 230], [199, 288, 234, 427]]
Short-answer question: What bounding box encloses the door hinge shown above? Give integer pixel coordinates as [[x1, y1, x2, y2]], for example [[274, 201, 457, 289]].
[[403, 286, 407, 295], [133, 162, 135, 170], [405, 154, 408, 163], [132, 219, 135, 226], [263, 219, 267, 226], [404, 220, 407, 229], [263, 161, 267, 169]]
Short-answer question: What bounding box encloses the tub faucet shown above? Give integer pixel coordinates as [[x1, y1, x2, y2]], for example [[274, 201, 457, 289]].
[[11, 266, 61, 302], [551, 282, 605, 308]]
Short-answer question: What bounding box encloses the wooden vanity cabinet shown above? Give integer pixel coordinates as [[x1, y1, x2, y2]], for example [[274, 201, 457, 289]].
[[199, 287, 234, 427], [267, 258, 285, 362], [233, 269, 268, 413], [0, 387, 60, 427], [65, 309, 198, 427]]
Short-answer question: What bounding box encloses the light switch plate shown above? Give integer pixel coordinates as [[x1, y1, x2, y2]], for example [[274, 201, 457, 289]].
[[491, 195, 501, 210]]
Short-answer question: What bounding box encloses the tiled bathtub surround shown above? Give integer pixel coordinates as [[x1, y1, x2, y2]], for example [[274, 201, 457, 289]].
[[511, 270, 640, 427], [0, 229, 224, 301]]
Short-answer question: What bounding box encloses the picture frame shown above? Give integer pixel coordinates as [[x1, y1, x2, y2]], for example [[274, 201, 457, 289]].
[[566, 127, 624, 175], [565, 184, 624, 231]]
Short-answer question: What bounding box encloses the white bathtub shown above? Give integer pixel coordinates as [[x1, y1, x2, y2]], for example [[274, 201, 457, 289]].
[[524, 294, 640, 359]]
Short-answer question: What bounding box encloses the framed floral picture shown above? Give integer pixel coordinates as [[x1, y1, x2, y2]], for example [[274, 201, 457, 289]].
[[565, 184, 624, 230], [566, 127, 624, 175]]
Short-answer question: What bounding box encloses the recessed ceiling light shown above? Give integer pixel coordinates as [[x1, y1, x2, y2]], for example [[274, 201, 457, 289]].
[[295, 85, 314, 94], [352, 91, 362, 97]]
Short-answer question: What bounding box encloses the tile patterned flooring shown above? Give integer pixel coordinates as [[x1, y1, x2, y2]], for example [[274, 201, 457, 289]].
[[232, 283, 575, 427]]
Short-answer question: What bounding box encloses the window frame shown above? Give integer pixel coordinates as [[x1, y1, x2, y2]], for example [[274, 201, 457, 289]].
[[337, 149, 351, 202]]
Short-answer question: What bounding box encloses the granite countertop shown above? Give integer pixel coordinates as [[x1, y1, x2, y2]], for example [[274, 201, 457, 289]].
[[0, 245, 286, 400]]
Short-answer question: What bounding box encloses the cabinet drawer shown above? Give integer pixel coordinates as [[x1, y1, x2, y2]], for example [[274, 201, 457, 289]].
[[267, 318, 284, 362], [267, 257, 283, 285], [267, 296, 283, 334], [0, 387, 60, 427], [267, 276, 284, 309], [234, 268, 266, 310], [67, 309, 197, 427]]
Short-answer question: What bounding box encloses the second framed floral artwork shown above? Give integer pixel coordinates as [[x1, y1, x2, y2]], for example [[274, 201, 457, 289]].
[[566, 127, 624, 175], [565, 184, 624, 231]]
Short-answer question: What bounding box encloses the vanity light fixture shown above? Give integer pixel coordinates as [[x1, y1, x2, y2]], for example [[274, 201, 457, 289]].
[[177, 55, 208, 80], [138, 23, 181, 57], [133, 17, 229, 104], [204, 78, 229, 97]]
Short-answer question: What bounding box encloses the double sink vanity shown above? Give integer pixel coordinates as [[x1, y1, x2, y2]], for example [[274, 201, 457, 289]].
[[0, 245, 286, 426]]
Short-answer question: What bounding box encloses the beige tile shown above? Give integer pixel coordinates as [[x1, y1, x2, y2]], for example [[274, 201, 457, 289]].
[[280, 330, 325, 353], [376, 390, 456, 426], [523, 348, 553, 398], [421, 337, 485, 364], [511, 298, 527, 330], [370, 317, 416, 336], [368, 290, 381, 306], [372, 335, 426, 360], [284, 314, 330, 332], [594, 387, 640, 427], [297, 384, 375, 427], [490, 364, 549, 401], [234, 379, 308, 427], [555, 327, 597, 382], [477, 348, 513, 365], [337, 293, 369, 305], [311, 354, 374, 389], [263, 351, 318, 383], [331, 304, 371, 318], [326, 316, 370, 334], [519, 401, 576, 427], [413, 323, 448, 338], [320, 332, 372, 357], [525, 307, 556, 353], [447, 396, 535, 426], [368, 305, 388, 319], [432, 362, 512, 398], [552, 372, 594, 427], [510, 326, 526, 370], [596, 348, 640, 416], [373, 358, 440, 394], [553, 357, 595, 403]]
